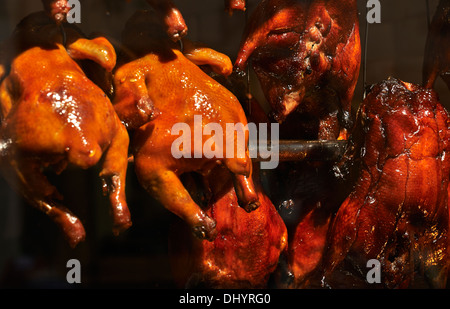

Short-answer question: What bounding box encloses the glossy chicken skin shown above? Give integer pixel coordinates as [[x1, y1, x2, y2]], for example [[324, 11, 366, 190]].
[[235, 0, 361, 140], [322, 78, 450, 288], [169, 165, 287, 288], [0, 12, 131, 247], [423, 0, 450, 90], [113, 10, 259, 241]]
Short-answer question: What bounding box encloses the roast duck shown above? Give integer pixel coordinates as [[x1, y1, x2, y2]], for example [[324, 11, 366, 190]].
[[169, 163, 287, 288], [423, 0, 450, 90], [235, 0, 361, 140], [233, 0, 361, 288], [321, 78, 450, 288], [0, 11, 131, 248]]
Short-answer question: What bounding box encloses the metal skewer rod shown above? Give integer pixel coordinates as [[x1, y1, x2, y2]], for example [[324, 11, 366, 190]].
[[249, 139, 347, 162], [127, 140, 347, 164]]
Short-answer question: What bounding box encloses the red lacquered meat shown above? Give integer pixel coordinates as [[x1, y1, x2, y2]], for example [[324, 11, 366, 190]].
[[169, 165, 287, 288], [235, 0, 361, 140], [322, 78, 450, 288]]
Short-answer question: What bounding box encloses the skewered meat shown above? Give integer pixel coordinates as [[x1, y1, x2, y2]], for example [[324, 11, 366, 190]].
[[235, 0, 361, 140], [41, 0, 71, 24], [423, 0, 450, 90], [169, 165, 287, 288], [0, 12, 131, 247], [145, 0, 188, 41], [321, 78, 450, 288], [113, 10, 259, 241]]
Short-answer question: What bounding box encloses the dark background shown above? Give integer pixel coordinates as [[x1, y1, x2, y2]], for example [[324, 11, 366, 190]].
[[0, 0, 448, 288]]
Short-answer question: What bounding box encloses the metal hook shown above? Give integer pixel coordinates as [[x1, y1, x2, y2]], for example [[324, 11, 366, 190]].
[[245, 7, 252, 116], [363, 4, 369, 100], [178, 38, 184, 53], [60, 23, 67, 47]]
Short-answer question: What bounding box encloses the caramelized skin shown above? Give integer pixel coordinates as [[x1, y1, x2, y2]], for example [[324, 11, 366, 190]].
[[322, 78, 450, 288], [235, 0, 360, 140], [41, 0, 70, 24], [145, 0, 188, 41], [225, 0, 246, 14], [169, 165, 287, 288], [0, 13, 131, 247], [423, 0, 450, 90], [113, 10, 259, 241]]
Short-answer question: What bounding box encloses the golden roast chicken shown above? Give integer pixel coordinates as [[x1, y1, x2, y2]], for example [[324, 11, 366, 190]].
[[0, 12, 131, 248], [113, 10, 260, 241]]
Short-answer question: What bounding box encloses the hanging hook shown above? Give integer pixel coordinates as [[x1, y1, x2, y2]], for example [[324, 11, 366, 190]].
[[178, 38, 184, 53], [363, 3, 369, 100], [60, 23, 67, 48], [244, 7, 252, 116]]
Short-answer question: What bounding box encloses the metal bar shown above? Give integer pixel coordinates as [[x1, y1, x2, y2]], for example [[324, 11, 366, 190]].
[[127, 140, 348, 164], [249, 140, 347, 162]]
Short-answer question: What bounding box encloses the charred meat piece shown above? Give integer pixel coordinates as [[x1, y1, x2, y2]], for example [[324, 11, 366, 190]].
[[322, 78, 450, 288], [0, 12, 131, 248], [423, 0, 450, 90], [169, 165, 287, 288], [113, 10, 259, 241], [235, 0, 361, 140]]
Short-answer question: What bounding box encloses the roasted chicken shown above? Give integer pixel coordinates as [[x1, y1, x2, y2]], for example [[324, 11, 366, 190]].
[[235, 0, 361, 140], [321, 78, 450, 288], [169, 165, 287, 288], [0, 12, 131, 248], [423, 0, 450, 90], [113, 10, 259, 241]]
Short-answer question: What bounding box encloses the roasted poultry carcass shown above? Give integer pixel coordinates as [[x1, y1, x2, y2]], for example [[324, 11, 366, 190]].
[[169, 164, 287, 288], [321, 78, 450, 288], [235, 0, 361, 140], [0, 12, 131, 248], [423, 0, 450, 90], [113, 10, 260, 241]]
